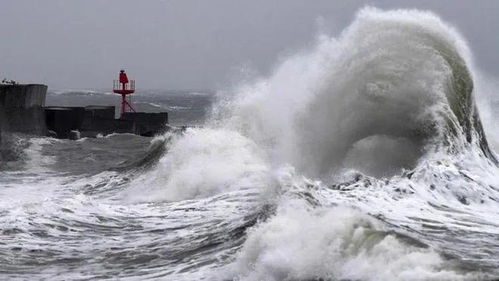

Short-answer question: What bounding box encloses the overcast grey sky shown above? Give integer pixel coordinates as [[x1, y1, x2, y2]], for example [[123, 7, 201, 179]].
[[1, 0, 499, 90]]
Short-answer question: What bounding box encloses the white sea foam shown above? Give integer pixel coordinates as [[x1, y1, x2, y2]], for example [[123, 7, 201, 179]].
[[24, 137, 59, 173], [213, 7, 498, 279], [125, 128, 271, 202], [10, 7, 495, 280], [474, 71, 499, 153], [215, 7, 480, 181], [225, 200, 473, 281]]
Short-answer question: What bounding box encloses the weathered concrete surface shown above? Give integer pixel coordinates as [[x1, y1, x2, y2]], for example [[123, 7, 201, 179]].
[[0, 84, 48, 136], [123, 112, 168, 136], [81, 117, 135, 137], [44, 107, 85, 138], [46, 106, 138, 138], [1, 85, 169, 142], [83, 106, 115, 120], [80, 106, 132, 137], [0, 84, 47, 163]]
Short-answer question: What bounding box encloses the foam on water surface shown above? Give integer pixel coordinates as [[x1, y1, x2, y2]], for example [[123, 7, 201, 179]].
[[1, 7, 499, 281]]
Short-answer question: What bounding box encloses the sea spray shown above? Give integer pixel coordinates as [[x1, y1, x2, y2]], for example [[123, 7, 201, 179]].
[[122, 9, 499, 278], [125, 128, 271, 202], [1, 7, 498, 281], [215, 7, 495, 179], [214, 7, 499, 279]]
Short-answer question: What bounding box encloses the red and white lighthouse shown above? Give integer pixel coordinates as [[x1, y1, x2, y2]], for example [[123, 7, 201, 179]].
[[113, 69, 136, 118]]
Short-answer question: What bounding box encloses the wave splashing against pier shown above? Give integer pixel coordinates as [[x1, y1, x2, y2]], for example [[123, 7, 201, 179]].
[[1, 7, 499, 281]]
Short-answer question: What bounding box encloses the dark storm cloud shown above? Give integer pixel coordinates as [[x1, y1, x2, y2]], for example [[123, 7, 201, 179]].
[[0, 0, 498, 90]]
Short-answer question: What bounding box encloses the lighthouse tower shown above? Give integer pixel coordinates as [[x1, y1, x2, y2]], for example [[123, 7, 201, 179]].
[[113, 69, 136, 118]]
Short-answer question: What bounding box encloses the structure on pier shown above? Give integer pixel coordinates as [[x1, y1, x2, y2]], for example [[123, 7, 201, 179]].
[[113, 70, 136, 118], [0, 78, 169, 140]]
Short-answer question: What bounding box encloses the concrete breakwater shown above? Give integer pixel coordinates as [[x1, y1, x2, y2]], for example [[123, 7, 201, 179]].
[[0, 84, 48, 136], [0, 84, 48, 163], [0, 84, 168, 140]]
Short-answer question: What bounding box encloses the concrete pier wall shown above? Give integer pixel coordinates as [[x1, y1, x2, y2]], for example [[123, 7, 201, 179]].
[[0, 84, 169, 140], [45, 107, 86, 138], [0, 84, 48, 136], [123, 112, 168, 136], [45, 106, 167, 138]]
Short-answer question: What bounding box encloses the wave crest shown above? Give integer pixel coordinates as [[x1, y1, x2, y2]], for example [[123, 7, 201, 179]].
[[221, 7, 495, 178]]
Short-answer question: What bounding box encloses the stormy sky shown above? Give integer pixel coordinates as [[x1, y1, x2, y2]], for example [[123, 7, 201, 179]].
[[1, 0, 499, 90]]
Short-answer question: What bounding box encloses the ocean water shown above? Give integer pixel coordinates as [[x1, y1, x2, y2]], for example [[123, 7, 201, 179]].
[[1, 8, 499, 281]]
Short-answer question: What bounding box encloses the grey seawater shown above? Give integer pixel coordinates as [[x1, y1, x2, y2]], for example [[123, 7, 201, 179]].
[[0, 90, 264, 279], [1, 104, 497, 281], [1, 96, 498, 280], [0, 135, 264, 280], [1, 91, 258, 280], [4, 8, 499, 281]]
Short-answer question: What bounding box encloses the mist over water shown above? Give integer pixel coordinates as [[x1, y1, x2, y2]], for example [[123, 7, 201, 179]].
[[1, 7, 499, 281]]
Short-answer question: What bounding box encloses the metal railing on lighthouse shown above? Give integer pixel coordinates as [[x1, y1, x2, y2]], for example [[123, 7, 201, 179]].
[[112, 70, 136, 118]]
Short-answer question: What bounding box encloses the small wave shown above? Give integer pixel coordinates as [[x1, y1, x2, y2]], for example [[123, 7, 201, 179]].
[[49, 89, 113, 96], [23, 138, 60, 173], [0, 133, 29, 169]]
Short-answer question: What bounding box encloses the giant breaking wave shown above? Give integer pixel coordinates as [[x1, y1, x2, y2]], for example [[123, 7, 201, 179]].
[[126, 7, 499, 280], [1, 7, 498, 281]]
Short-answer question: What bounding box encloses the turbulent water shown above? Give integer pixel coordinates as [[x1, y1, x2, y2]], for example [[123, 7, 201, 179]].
[[1, 8, 499, 281]]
